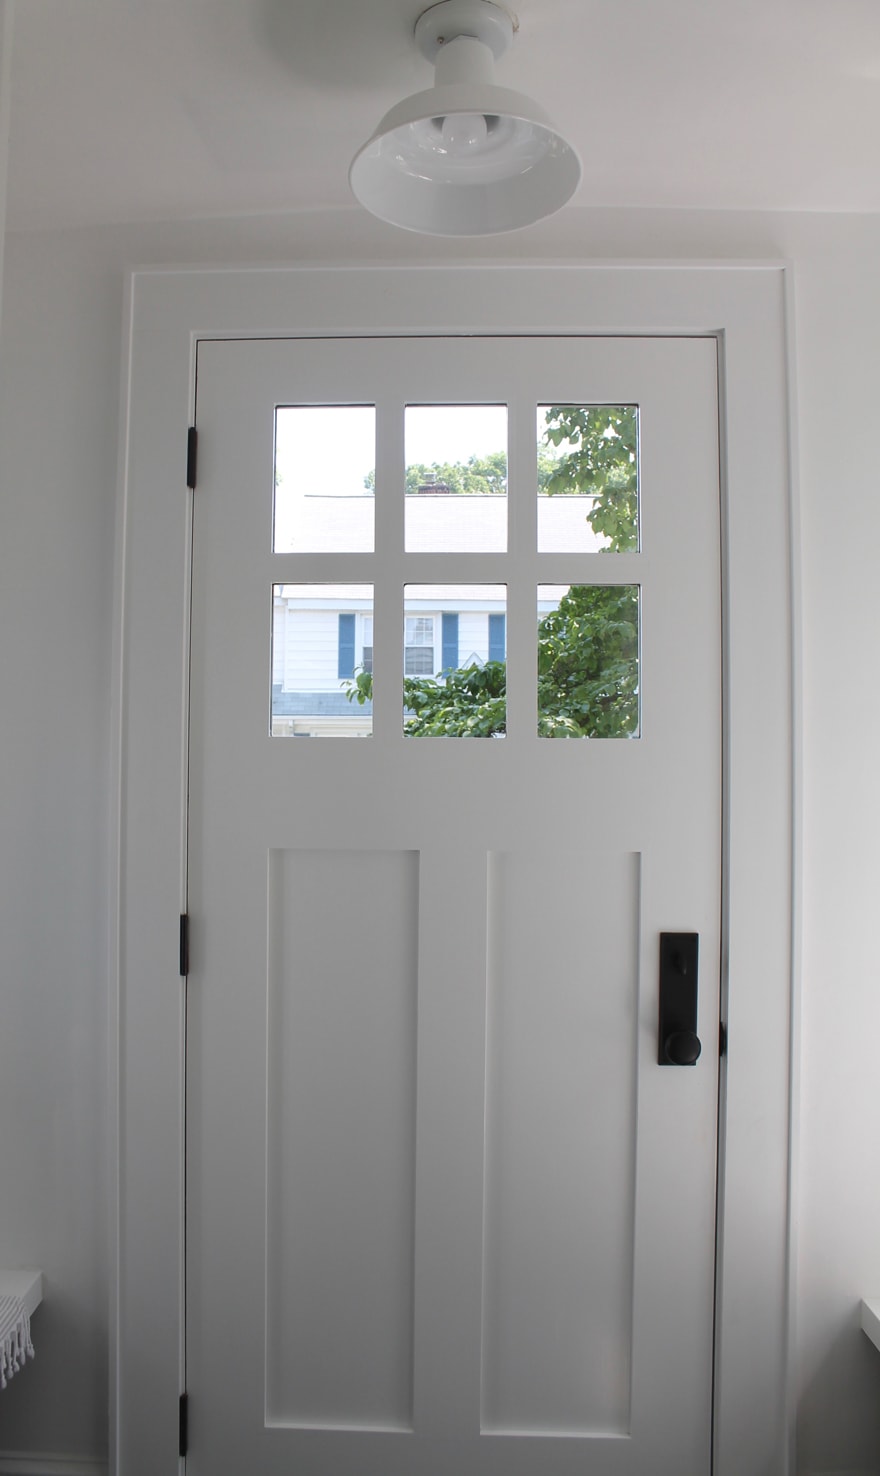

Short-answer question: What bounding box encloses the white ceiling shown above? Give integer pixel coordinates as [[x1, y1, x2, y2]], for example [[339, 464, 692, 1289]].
[[7, 0, 880, 234]]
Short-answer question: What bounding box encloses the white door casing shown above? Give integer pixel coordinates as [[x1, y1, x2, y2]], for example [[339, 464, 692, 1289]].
[[113, 266, 795, 1476]]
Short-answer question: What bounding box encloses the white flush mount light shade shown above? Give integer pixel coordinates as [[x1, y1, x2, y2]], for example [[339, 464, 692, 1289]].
[[349, 0, 581, 236]]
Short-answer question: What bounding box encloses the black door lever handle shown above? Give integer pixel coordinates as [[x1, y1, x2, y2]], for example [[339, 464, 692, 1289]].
[[658, 932, 701, 1066]]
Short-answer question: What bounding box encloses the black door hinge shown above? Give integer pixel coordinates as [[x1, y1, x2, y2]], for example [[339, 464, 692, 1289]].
[[179, 914, 190, 978], [179, 1391, 189, 1458], [186, 426, 198, 490], [719, 1021, 728, 1058]]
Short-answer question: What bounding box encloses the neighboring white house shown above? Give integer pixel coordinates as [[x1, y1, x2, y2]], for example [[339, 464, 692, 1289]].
[[271, 582, 509, 736], [271, 492, 602, 735]]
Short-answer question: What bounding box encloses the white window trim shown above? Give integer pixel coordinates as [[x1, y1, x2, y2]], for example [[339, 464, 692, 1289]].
[[112, 263, 798, 1476], [360, 612, 373, 676]]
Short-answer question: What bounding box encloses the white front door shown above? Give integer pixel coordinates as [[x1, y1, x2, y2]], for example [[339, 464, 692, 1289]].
[[185, 333, 721, 1476]]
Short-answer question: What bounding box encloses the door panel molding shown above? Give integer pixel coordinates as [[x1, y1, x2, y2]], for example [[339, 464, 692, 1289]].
[[113, 264, 795, 1476]]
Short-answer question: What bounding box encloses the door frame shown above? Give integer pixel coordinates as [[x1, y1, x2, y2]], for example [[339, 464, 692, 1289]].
[[111, 263, 798, 1476]]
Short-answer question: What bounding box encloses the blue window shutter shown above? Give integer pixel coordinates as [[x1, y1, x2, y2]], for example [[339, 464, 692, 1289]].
[[442, 613, 459, 673], [489, 613, 506, 663], [338, 613, 356, 679]]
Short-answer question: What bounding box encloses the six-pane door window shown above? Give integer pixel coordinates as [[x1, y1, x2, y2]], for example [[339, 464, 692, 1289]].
[[271, 404, 638, 738]]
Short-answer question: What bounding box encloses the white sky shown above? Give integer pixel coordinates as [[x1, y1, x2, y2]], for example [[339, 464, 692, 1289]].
[[275, 403, 511, 500]]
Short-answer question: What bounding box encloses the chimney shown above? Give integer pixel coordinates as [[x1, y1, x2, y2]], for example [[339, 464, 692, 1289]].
[[417, 473, 451, 494]]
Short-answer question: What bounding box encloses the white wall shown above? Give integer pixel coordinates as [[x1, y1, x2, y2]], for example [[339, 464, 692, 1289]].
[[0, 208, 878, 1474], [0, 231, 120, 1468]]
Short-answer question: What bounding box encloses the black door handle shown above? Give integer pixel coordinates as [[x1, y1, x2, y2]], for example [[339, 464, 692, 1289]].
[[658, 932, 701, 1066], [663, 1028, 702, 1066]]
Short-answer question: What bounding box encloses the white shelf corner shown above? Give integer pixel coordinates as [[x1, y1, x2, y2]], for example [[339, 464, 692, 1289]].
[[0, 1269, 43, 1318]]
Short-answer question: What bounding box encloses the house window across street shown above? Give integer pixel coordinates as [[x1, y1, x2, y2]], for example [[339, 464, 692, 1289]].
[[405, 617, 434, 675]]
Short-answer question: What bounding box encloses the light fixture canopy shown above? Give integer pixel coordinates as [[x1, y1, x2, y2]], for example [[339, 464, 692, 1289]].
[[349, 0, 581, 236]]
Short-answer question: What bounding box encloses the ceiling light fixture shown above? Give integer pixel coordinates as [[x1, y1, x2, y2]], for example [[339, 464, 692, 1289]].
[[349, 0, 581, 236]]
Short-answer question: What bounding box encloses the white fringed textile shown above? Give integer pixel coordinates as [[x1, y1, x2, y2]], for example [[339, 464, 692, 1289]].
[[0, 1294, 34, 1388]]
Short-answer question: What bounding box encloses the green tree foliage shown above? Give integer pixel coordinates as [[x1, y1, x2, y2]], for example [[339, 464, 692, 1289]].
[[542, 405, 638, 551], [347, 661, 507, 737], [348, 407, 640, 737], [364, 451, 508, 496], [537, 584, 638, 737]]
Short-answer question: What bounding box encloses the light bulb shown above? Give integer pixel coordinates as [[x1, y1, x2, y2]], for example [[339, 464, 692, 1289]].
[[441, 112, 489, 155]]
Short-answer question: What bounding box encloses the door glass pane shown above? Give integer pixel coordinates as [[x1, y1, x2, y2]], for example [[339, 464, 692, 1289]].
[[537, 585, 640, 738], [403, 585, 507, 737], [274, 406, 375, 552], [272, 584, 373, 736], [537, 406, 639, 552], [405, 405, 507, 552]]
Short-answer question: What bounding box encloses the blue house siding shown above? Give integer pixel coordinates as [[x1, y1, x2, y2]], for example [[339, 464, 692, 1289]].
[[272, 685, 371, 718]]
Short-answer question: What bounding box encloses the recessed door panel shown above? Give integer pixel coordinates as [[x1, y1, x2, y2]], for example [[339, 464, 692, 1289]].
[[482, 849, 639, 1436], [266, 848, 418, 1430]]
